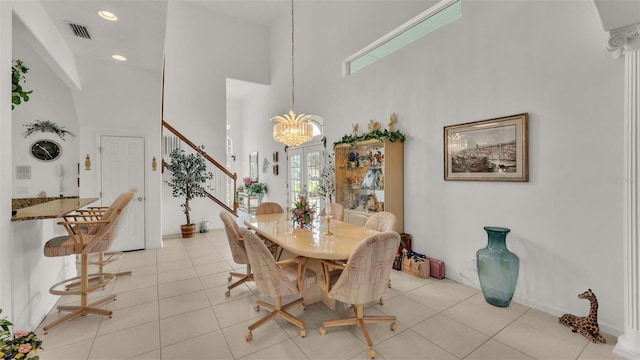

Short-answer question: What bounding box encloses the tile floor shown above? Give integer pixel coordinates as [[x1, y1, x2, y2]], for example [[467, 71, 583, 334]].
[[36, 229, 622, 360]]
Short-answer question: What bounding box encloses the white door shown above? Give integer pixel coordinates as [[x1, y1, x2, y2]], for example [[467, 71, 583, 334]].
[[100, 135, 145, 251], [287, 143, 324, 211]]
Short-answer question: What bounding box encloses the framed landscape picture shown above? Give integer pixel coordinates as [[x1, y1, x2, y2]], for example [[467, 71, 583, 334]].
[[444, 113, 528, 182]]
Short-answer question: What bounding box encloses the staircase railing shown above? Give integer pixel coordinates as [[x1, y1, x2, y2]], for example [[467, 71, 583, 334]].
[[162, 120, 238, 216]]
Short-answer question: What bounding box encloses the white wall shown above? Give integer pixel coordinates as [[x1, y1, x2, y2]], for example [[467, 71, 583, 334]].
[[268, 0, 623, 333], [0, 1, 13, 318], [12, 23, 80, 198], [162, 1, 271, 233], [164, 0, 626, 334], [74, 55, 164, 249]]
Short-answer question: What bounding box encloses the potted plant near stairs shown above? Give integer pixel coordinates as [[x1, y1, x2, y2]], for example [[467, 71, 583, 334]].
[[246, 182, 267, 205], [164, 147, 214, 238]]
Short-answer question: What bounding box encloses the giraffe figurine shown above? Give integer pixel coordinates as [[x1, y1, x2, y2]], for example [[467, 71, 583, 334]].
[[558, 289, 606, 343]]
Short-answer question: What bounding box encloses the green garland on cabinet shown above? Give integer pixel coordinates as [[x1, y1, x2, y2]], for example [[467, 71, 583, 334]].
[[333, 129, 406, 148]]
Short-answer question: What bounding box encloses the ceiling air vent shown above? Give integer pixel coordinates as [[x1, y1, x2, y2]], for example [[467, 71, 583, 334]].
[[66, 22, 91, 39]]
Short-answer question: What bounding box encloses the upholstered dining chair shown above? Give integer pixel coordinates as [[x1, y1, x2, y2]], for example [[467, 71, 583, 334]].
[[364, 211, 397, 232], [238, 228, 317, 340], [319, 203, 345, 222], [255, 202, 284, 259], [365, 211, 398, 297], [42, 190, 135, 332], [318, 231, 400, 359], [255, 202, 284, 215], [219, 211, 253, 297]]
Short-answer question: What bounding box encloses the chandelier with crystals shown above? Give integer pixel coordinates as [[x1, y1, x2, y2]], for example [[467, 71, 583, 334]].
[[271, 0, 313, 148]]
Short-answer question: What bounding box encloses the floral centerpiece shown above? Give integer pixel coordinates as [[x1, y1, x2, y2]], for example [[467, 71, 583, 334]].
[[292, 194, 315, 228], [0, 309, 43, 360]]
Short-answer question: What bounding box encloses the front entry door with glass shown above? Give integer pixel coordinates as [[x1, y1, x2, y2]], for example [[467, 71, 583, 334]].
[[287, 144, 324, 212]]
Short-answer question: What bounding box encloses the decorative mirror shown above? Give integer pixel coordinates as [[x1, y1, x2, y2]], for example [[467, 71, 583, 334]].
[[249, 151, 258, 182]]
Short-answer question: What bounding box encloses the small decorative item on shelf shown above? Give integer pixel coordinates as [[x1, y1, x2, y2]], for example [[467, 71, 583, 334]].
[[292, 194, 315, 229], [0, 308, 44, 359], [476, 226, 519, 307]]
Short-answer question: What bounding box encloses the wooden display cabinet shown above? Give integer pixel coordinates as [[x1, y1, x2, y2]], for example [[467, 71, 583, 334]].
[[334, 138, 404, 232]]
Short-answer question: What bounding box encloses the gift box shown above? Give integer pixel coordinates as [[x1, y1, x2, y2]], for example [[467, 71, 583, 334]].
[[427, 257, 445, 279]]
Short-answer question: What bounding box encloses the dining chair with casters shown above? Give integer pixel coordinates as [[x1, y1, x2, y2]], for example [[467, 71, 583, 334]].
[[364, 211, 398, 301], [319, 203, 345, 222], [255, 202, 284, 260], [318, 231, 401, 359], [364, 211, 397, 233], [238, 228, 317, 340], [255, 202, 284, 216], [42, 190, 135, 333], [219, 211, 253, 297]]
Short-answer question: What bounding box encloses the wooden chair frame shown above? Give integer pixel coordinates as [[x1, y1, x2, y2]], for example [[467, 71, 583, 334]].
[[43, 191, 134, 333], [318, 232, 400, 359], [239, 228, 314, 340]]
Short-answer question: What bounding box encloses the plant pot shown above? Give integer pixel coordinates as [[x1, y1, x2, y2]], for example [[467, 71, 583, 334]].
[[180, 224, 196, 238]]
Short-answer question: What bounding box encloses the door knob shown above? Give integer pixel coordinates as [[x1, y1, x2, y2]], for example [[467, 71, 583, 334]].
[[137, 197, 144, 201]]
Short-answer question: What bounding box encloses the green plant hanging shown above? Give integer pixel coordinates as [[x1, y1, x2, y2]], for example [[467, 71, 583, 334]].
[[12, 60, 33, 110], [22, 120, 74, 140]]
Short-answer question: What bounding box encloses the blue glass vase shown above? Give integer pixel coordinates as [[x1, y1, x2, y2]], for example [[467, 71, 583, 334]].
[[476, 226, 519, 307]]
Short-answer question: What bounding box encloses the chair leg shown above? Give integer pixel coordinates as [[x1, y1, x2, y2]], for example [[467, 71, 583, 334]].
[[66, 252, 131, 290], [44, 254, 117, 333], [226, 264, 253, 296], [318, 303, 397, 359], [246, 296, 306, 340]]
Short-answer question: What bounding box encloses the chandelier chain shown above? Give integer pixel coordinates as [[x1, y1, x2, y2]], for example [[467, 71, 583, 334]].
[[290, 0, 295, 111]]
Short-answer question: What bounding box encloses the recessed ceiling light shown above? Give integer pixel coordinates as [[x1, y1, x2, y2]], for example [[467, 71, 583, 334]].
[[98, 10, 118, 21], [112, 54, 127, 61]]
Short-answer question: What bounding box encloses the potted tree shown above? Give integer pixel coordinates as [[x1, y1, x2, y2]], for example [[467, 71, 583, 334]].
[[164, 147, 214, 238]]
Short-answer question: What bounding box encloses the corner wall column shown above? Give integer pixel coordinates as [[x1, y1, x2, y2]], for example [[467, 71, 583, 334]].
[[608, 23, 640, 359]]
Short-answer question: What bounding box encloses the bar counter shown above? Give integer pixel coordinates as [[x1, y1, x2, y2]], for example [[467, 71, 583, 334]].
[[11, 197, 99, 221]]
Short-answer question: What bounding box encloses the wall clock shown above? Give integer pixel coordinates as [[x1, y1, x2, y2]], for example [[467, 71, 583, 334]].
[[30, 139, 61, 161]]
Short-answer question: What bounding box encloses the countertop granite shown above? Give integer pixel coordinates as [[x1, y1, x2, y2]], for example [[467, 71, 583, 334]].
[[12, 196, 81, 210], [11, 198, 100, 221]]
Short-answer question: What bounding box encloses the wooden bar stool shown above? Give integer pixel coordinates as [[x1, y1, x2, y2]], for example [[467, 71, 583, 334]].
[[42, 190, 135, 333]]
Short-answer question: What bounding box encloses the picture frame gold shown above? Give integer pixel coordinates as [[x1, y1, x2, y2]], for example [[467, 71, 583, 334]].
[[444, 113, 528, 182]]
